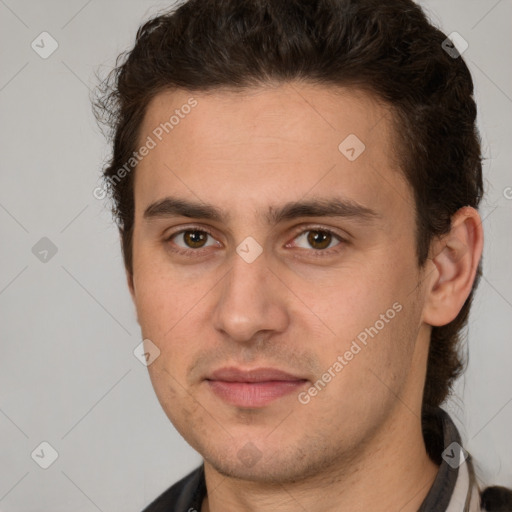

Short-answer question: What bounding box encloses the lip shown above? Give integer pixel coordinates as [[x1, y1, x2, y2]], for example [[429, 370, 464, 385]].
[[207, 366, 305, 382], [205, 367, 308, 408]]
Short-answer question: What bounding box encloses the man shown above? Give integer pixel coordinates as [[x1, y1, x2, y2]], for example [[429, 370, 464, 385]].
[[93, 0, 512, 510]]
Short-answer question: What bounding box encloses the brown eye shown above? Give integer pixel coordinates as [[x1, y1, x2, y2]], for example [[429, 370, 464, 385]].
[[307, 230, 332, 250], [168, 229, 218, 253], [182, 230, 208, 248], [292, 229, 342, 251]]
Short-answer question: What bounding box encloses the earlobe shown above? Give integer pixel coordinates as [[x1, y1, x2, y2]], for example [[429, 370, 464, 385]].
[[423, 207, 484, 327]]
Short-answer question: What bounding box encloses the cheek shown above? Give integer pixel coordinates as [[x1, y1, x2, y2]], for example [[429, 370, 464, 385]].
[[132, 262, 211, 377], [314, 302, 420, 423], [132, 251, 188, 333], [145, 360, 203, 443], [300, 267, 401, 347], [311, 259, 421, 386]]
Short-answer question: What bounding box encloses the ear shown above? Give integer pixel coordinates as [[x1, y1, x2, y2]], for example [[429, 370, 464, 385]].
[[422, 206, 484, 327]]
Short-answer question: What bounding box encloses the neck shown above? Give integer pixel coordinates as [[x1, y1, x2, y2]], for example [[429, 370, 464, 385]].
[[201, 405, 439, 512]]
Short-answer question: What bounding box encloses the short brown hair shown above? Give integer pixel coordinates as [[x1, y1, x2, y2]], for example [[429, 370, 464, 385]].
[[93, 0, 483, 415]]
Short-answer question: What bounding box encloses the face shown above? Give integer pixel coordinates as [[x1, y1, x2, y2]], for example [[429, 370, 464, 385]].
[[129, 83, 430, 482]]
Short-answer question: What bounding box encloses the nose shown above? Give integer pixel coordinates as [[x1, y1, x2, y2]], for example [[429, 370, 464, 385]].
[[211, 247, 289, 345]]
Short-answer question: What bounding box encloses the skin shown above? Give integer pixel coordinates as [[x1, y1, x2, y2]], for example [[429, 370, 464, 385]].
[[127, 82, 483, 512]]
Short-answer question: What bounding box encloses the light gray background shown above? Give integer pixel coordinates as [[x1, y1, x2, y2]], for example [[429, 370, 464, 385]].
[[0, 1, 511, 510]]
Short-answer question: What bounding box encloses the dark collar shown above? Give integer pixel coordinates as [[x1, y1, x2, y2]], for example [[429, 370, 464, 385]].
[[419, 406, 470, 511]]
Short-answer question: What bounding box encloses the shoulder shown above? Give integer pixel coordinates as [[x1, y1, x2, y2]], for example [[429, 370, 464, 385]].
[[141, 465, 205, 512]]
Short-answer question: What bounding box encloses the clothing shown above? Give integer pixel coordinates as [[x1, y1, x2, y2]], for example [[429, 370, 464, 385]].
[[141, 407, 512, 512]]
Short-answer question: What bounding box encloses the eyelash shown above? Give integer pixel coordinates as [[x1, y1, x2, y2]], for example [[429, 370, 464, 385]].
[[164, 225, 347, 258]]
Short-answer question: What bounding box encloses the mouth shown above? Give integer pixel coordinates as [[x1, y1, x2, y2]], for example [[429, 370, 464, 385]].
[[205, 367, 308, 408]]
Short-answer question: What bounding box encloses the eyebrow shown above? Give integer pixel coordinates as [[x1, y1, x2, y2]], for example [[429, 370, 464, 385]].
[[143, 196, 380, 225]]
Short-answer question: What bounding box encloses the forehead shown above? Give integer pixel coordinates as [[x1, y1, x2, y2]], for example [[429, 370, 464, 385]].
[[140, 83, 392, 150], [134, 83, 411, 224]]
